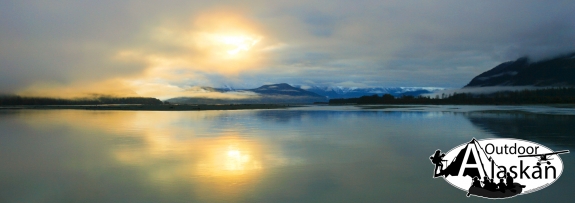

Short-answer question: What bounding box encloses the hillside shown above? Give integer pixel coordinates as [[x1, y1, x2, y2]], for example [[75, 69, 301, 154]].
[[465, 53, 575, 87]]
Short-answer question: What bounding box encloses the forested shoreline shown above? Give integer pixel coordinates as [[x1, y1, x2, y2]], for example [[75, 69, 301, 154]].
[[0, 96, 163, 105], [329, 87, 575, 105]]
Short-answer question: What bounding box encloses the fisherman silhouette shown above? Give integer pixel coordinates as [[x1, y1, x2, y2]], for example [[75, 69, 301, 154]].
[[430, 150, 446, 177], [472, 177, 482, 187], [489, 178, 498, 191], [481, 177, 490, 190], [479, 176, 495, 191], [505, 172, 515, 189], [497, 179, 506, 193], [467, 176, 483, 197], [492, 179, 498, 190]]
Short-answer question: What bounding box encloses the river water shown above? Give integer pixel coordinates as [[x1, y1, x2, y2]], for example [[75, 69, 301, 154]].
[[0, 105, 573, 202]]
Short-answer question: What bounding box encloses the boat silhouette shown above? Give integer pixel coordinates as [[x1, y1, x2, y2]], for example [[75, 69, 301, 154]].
[[467, 182, 525, 199]]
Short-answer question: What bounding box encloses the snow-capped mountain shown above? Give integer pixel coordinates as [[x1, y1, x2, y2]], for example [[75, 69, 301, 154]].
[[250, 83, 325, 97], [218, 84, 237, 91], [168, 83, 445, 104], [215, 84, 444, 99], [168, 83, 327, 104], [294, 85, 445, 99]]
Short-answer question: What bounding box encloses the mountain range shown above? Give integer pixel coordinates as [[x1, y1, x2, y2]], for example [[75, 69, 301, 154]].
[[296, 86, 444, 99], [167, 83, 327, 104], [166, 83, 444, 104], [167, 52, 575, 104]]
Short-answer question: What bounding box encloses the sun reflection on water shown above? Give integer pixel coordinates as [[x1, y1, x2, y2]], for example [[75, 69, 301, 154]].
[[19, 110, 277, 201], [225, 149, 259, 171]]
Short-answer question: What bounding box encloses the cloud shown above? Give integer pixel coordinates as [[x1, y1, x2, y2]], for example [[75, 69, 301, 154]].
[[2, 0, 575, 97]]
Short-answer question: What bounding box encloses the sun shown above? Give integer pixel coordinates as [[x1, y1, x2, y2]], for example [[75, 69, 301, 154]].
[[189, 30, 265, 74], [191, 11, 264, 57], [209, 34, 260, 55]]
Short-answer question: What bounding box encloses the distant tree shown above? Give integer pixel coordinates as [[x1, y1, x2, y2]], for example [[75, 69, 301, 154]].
[[0, 96, 163, 105], [328, 87, 575, 105], [382, 94, 395, 100]]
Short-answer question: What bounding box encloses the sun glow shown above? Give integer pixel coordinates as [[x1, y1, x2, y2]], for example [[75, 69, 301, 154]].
[[190, 11, 265, 59], [197, 32, 262, 57], [22, 12, 274, 99], [215, 35, 260, 55]]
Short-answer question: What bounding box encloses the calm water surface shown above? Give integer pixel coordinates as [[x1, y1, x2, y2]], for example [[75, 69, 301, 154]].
[[0, 106, 573, 202]]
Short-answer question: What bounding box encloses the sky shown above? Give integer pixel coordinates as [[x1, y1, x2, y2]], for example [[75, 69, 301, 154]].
[[1, 0, 575, 99]]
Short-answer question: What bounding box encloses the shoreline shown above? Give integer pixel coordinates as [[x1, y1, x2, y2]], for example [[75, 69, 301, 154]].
[[2, 104, 575, 115], [0, 104, 300, 111]]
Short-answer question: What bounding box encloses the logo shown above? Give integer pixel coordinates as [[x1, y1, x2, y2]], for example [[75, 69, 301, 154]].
[[430, 138, 569, 199]]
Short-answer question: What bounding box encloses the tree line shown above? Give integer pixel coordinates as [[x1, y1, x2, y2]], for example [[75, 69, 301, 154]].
[[0, 95, 164, 105], [329, 87, 575, 105]]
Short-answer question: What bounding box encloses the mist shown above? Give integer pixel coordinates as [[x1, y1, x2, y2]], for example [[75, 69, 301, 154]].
[[424, 86, 548, 98]]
